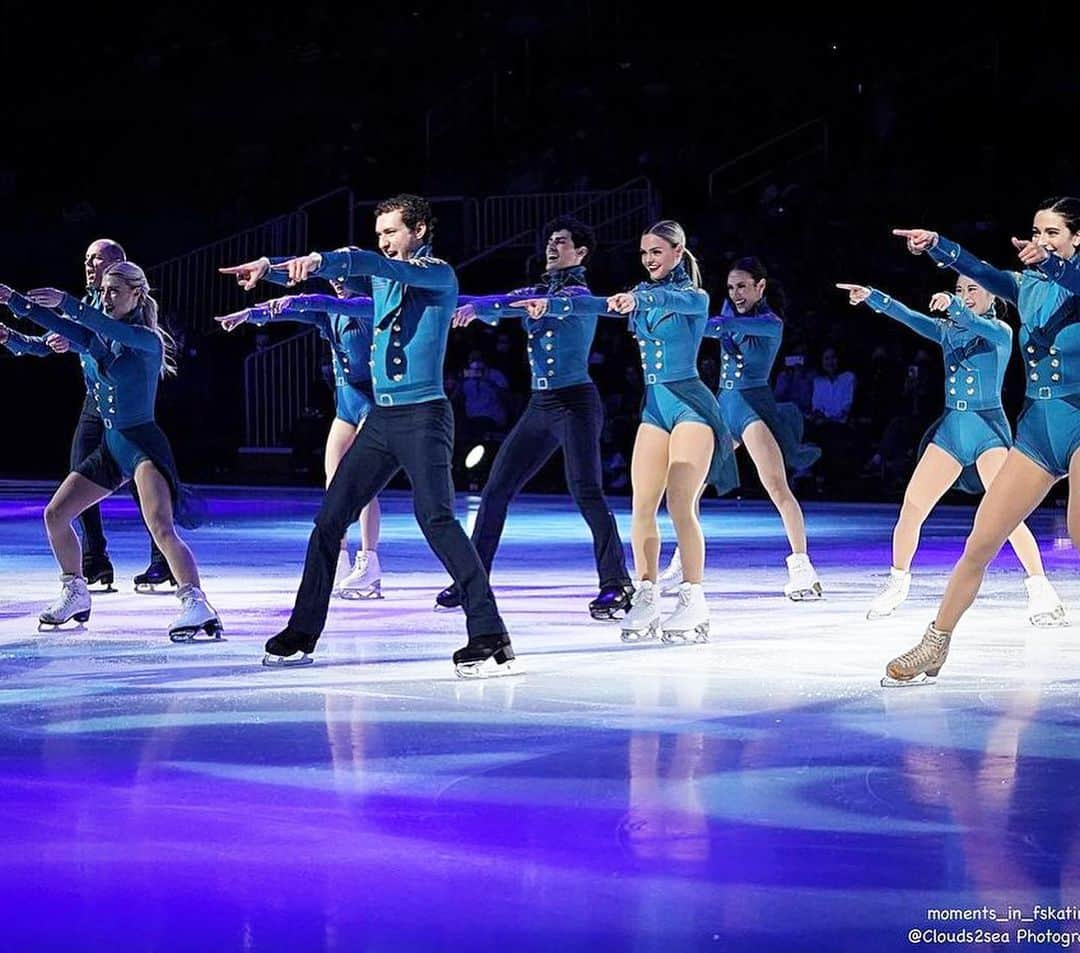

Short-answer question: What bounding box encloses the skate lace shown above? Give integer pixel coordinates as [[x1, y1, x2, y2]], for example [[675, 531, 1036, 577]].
[[789, 555, 807, 571], [1027, 576, 1057, 603], [352, 551, 368, 573], [49, 582, 81, 615], [676, 585, 693, 609], [894, 629, 948, 670], [178, 588, 203, 612], [878, 575, 904, 599], [631, 585, 654, 608]]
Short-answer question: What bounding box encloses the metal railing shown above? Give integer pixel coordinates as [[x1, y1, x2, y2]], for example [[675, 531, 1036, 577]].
[[243, 328, 326, 449], [481, 178, 657, 249], [148, 213, 308, 339], [707, 118, 829, 200], [457, 178, 658, 274], [147, 187, 356, 338]]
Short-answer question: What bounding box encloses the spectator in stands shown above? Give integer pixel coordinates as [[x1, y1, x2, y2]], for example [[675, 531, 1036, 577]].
[[811, 346, 855, 423], [460, 350, 510, 442], [774, 346, 815, 416]]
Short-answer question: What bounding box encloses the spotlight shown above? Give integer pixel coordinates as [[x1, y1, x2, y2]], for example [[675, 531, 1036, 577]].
[[465, 445, 486, 469]]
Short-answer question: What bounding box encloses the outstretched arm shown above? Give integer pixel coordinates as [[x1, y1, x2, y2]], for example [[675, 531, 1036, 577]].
[[1, 286, 95, 351], [892, 228, 1020, 303], [27, 290, 160, 353]]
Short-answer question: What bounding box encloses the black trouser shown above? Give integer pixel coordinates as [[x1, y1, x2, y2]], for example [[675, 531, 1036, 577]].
[[70, 405, 162, 564], [289, 398, 506, 640], [472, 382, 630, 589]]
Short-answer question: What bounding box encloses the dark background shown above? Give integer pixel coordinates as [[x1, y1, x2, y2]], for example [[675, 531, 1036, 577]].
[[1, 3, 1075, 503]]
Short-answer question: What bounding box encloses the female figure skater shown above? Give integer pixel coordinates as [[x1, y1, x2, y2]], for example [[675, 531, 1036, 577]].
[[838, 278, 1064, 625], [883, 196, 1080, 682], [215, 279, 385, 598], [660, 257, 822, 600], [515, 220, 737, 643], [1, 264, 221, 641]]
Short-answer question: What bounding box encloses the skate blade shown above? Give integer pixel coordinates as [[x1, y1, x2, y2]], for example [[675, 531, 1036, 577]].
[[454, 656, 519, 679], [1030, 608, 1070, 628], [590, 607, 628, 622], [88, 581, 116, 594], [786, 584, 824, 602], [37, 616, 90, 632], [169, 622, 225, 644], [620, 622, 660, 643], [880, 672, 937, 688], [866, 607, 896, 620], [433, 602, 462, 613], [135, 583, 177, 595], [661, 623, 710, 644], [336, 586, 384, 601], [262, 652, 313, 667]]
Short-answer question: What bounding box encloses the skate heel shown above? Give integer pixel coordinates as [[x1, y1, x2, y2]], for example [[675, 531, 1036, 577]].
[[169, 622, 225, 643], [74, 609, 91, 624], [339, 579, 383, 600]]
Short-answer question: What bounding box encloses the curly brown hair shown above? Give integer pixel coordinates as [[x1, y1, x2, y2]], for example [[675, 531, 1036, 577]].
[[374, 193, 436, 241]]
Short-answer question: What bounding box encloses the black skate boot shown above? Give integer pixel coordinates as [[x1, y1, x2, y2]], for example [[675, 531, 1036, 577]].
[[589, 583, 634, 621], [263, 627, 319, 667], [452, 633, 517, 678], [134, 554, 177, 593], [434, 583, 463, 611], [82, 552, 116, 593]]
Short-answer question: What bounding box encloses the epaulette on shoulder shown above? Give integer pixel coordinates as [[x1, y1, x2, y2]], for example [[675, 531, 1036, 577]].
[[409, 255, 448, 268]]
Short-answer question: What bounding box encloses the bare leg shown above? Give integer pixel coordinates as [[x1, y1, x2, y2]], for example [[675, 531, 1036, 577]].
[[133, 462, 200, 588], [1068, 447, 1080, 551], [359, 496, 380, 552], [43, 473, 113, 574], [975, 448, 1046, 577], [665, 422, 714, 585], [630, 424, 671, 582], [741, 420, 808, 555], [935, 450, 1056, 632], [891, 444, 962, 572]]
